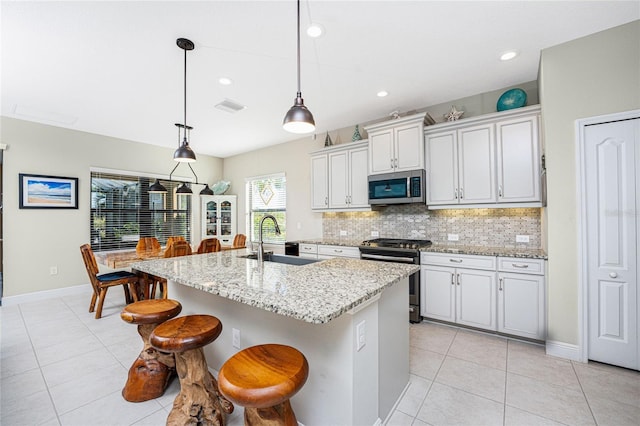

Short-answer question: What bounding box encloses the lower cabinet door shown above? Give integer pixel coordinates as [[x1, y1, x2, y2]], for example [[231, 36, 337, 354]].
[[421, 265, 456, 322], [498, 273, 545, 340], [456, 269, 497, 331]]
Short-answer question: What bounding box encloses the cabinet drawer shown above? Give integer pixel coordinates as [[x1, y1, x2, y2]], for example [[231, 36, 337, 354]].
[[299, 243, 318, 255], [498, 257, 545, 275], [421, 252, 496, 270], [318, 245, 360, 258]]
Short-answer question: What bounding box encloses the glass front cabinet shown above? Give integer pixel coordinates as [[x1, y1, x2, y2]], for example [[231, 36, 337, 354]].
[[201, 195, 237, 246]]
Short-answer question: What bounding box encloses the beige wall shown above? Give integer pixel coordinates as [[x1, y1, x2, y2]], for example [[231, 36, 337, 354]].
[[540, 20, 640, 344], [1, 117, 223, 297]]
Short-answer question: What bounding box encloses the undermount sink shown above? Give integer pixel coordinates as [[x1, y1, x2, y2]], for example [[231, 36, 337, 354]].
[[237, 253, 318, 266]]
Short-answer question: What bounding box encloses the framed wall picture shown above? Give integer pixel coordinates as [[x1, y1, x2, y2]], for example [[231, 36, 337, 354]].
[[19, 173, 79, 209]]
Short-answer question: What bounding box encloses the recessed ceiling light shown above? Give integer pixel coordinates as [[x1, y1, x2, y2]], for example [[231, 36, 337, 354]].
[[377, 91, 389, 97], [218, 77, 232, 85], [306, 23, 324, 38], [500, 50, 519, 61]]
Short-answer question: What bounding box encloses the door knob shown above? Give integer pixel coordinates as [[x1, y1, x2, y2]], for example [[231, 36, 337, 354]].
[[609, 272, 618, 278]]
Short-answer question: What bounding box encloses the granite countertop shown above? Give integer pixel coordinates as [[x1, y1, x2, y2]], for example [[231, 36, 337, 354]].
[[295, 238, 363, 247], [130, 250, 419, 324], [422, 243, 547, 259]]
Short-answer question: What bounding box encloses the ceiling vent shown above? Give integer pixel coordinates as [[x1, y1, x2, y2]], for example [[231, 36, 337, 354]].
[[215, 99, 247, 114]]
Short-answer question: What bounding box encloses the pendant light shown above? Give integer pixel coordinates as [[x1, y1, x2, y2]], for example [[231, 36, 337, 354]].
[[199, 184, 214, 196], [174, 38, 196, 162], [148, 179, 168, 193], [282, 0, 315, 134]]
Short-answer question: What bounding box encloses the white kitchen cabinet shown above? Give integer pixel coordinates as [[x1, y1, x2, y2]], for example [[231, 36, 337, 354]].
[[317, 244, 360, 259], [497, 257, 546, 340], [201, 195, 237, 246], [310, 141, 370, 211], [421, 253, 497, 331], [496, 115, 540, 203], [425, 105, 542, 209], [365, 113, 427, 175], [328, 145, 369, 209], [299, 243, 319, 259]]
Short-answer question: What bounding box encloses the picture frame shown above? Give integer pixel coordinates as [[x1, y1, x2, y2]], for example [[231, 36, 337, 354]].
[[19, 173, 79, 209]]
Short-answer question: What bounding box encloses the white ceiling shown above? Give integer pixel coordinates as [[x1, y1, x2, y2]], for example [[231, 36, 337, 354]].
[[2, 1, 638, 158]]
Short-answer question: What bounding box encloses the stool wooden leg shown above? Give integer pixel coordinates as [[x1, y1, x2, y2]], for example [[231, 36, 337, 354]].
[[245, 400, 298, 426], [122, 323, 176, 402], [168, 348, 233, 426]]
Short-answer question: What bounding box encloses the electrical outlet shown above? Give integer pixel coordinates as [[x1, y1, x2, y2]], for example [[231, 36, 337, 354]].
[[356, 320, 366, 351], [516, 235, 530, 243], [50, 266, 58, 275], [371, 231, 380, 237], [447, 234, 459, 241], [232, 328, 240, 349], [339, 230, 347, 236]]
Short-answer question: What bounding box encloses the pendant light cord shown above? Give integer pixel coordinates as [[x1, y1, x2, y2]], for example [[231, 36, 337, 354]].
[[183, 47, 188, 135], [296, 0, 301, 96]]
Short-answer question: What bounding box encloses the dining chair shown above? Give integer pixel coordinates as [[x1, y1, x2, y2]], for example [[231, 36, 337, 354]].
[[136, 237, 161, 252], [166, 236, 186, 248], [164, 240, 192, 258], [80, 244, 140, 319], [232, 234, 247, 248], [197, 238, 221, 254]]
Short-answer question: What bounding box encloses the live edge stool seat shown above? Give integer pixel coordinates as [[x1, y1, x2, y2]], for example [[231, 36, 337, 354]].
[[218, 344, 309, 426], [150, 314, 234, 425], [120, 299, 183, 402]]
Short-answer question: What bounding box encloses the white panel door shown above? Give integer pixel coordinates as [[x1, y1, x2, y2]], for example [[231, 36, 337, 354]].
[[498, 272, 545, 340], [395, 123, 424, 172], [458, 124, 496, 204], [348, 147, 370, 208], [328, 151, 349, 208], [369, 130, 395, 175], [456, 268, 497, 331], [426, 131, 458, 205], [421, 265, 455, 322], [585, 118, 638, 370], [310, 155, 328, 209]]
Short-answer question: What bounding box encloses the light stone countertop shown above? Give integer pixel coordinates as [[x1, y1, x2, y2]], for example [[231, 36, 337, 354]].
[[130, 250, 419, 324]]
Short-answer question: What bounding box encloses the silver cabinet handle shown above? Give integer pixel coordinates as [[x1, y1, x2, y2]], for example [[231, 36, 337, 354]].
[[451, 273, 455, 285], [609, 272, 618, 278], [334, 249, 343, 253], [512, 263, 529, 268], [449, 258, 463, 263], [499, 277, 503, 291], [345, 196, 349, 204], [394, 158, 398, 168], [325, 196, 328, 206], [455, 188, 459, 199], [499, 185, 503, 198], [459, 187, 464, 199], [457, 274, 460, 285], [390, 158, 394, 168]]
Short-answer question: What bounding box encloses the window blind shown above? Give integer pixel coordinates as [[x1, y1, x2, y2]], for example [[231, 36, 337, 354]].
[[90, 171, 191, 251], [246, 173, 286, 244]]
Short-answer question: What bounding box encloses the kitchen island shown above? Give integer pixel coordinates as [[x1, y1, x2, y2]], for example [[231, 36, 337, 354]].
[[131, 250, 419, 425]]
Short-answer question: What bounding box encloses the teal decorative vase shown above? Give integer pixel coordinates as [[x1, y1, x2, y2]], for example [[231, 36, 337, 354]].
[[352, 125, 362, 141]]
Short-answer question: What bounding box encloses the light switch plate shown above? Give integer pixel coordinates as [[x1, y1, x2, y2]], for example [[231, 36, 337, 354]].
[[339, 230, 347, 236], [356, 321, 366, 351], [516, 235, 530, 243], [447, 234, 459, 241], [371, 231, 380, 237]]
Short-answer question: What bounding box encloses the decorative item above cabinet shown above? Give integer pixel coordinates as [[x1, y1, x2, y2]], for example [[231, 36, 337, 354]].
[[310, 141, 371, 212], [425, 105, 542, 209], [364, 112, 428, 175]]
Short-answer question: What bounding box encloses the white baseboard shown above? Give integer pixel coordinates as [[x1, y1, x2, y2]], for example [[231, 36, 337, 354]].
[[545, 340, 582, 362], [1, 284, 91, 306]]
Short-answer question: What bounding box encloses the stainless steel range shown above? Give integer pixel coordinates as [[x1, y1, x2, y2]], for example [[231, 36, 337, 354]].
[[359, 238, 432, 323]]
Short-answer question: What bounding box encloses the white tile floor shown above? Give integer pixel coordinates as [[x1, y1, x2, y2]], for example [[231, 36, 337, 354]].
[[1, 287, 638, 426]]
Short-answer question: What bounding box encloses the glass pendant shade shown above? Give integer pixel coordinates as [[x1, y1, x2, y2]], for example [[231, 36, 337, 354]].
[[176, 182, 193, 195], [199, 184, 214, 196], [283, 95, 315, 134], [148, 179, 168, 193]]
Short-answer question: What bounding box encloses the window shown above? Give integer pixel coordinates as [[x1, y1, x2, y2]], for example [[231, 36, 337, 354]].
[[90, 170, 191, 251], [246, 173, 286, 244]]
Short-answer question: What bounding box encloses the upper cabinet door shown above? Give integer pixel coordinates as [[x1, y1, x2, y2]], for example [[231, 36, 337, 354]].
[[348, 146, 370, 208], [369, 129, 395, 174], [310, 155, 329, 209], [328, 151, 349, 208], [394, 122, 425, 172], [458, 124, 496, 204], [426, 130, 458, 205], [496, 115, 540, 203]]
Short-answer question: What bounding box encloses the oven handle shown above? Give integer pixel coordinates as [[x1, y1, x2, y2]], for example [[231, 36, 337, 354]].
[[360, 253, 417, 264]]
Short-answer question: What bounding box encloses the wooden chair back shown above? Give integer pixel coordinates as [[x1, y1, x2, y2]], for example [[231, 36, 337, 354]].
[[164, 240, 192, 258], [136, 237, 161, 252], [166, 236, 185, 247], [80, 243, 100, 293], [232, 234, 247, 248], [197, 238, 221, 254]]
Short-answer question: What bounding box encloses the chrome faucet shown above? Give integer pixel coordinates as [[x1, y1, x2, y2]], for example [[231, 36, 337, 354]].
[[257, 214, 281, 262]]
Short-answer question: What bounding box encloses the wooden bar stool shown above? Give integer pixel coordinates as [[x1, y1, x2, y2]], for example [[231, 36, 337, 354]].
[[120, 299, 182, 402], [218, 344, 309, 426], [150, 315, 234, 425]]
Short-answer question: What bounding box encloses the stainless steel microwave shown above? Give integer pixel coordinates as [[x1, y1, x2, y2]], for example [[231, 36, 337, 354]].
[[367, 169, 426, 205]]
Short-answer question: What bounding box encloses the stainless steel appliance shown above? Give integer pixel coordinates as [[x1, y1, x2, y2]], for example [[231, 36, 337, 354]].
[[367, 169, 426, 205], [359, 238, 432, 323]]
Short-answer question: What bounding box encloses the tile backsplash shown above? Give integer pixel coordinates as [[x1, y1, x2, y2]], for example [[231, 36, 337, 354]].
[[323, 205, 541, 248]]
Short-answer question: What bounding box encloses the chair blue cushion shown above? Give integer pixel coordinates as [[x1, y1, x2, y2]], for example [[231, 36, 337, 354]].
[[97, 271, 137, 282]]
